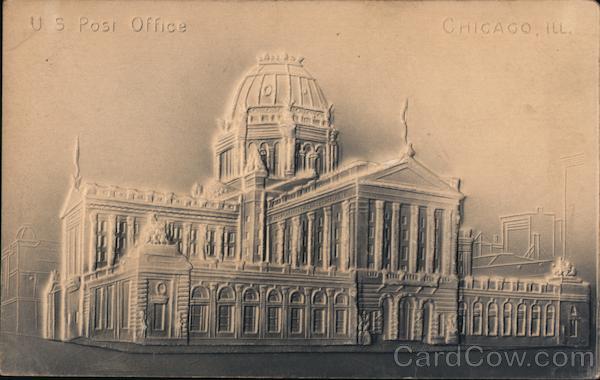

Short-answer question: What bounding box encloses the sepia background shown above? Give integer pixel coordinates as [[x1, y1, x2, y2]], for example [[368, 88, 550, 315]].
[[3, 0, 598, 356]]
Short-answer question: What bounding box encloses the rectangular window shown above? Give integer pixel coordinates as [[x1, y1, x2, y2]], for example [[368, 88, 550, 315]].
[[331, 204, 342, 265], [335, 310, 347, 334], [218, 305, 232, 333], [96, 216, 108, 267], [433, 209, 444, 273], [190, 305, 208, 332], [267, 307, 281, 333], [290, 308, 302, 334], [367, 200, 376, 269], [114, 217, 127, 262], [243, 306, 258, 334], [207, 229, 216, 257], [312, 308, 325, 334], [284, 220, 292, 264], [416, 207, 427, 272], [313, 211, 324, 266], [299, 217, 308, 266], [106, 285, 114, 329], [226, 231, 236, 258], [153, 303, 165, 331], [121, 282, 130, 329], [382, 202, 392, 269], [94, 287, 103, 330], [189, 228, 198, 256], [169, 223, 183, 253], [398, 205, 411, 271], [269, 223, 277, 263]]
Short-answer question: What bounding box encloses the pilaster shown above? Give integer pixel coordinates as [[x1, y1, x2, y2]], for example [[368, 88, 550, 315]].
[[322, 207, 332, 269], [374, 200, 384, 270], [390, 203, 400, 271], [408, 204, 419, 273]]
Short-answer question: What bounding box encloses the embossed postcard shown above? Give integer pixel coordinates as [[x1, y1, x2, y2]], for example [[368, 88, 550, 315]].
[[2, 0, 598, 378]]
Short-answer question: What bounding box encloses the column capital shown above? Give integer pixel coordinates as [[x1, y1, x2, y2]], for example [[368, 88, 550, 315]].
[[307, 211, 316, 221], [323, 206, 332, 216]]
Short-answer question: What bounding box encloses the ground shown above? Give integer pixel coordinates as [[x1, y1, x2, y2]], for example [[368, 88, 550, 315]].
[[0, 333, 595, 378]]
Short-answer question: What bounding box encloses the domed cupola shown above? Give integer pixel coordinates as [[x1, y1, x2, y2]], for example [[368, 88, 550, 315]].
[[213, 53, 340, 185]]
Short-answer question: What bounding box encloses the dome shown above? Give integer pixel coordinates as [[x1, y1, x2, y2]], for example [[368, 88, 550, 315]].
[[228, 53, 330, 121]]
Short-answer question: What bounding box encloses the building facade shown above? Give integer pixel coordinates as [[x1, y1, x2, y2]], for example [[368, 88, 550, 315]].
[[1, 226, 59, 337], [43, 54, 590, 348]]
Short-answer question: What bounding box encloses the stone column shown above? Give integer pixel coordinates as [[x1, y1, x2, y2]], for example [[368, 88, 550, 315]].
[[304, 288, 312, 339], [307, 212, 315, 268], [426, 207, 435, 273], [451, 209, 460, 275], [216, 226, 224, 261], [322, 207, 332, 270], [281, 287, 289, 339], [374, 201, 384, 270], [198, 224, 207, 260], [126, 216, 135, 255], [408, 205, 419, 273], [209, 283, 218, 338], [107, 214, 116, 267], [291, 216, 301, 269], [182, 223, 191, 257], [234, 284, 243, 338], [349, 202, 356, 269], [88, 212, 97, 272], [340, 200, 350, 271], [259, 285, 267, 338], [390, 203, 400, 272], [327, 288, 335, 339], [277, 220, 286, 265], [443, 209, 452, 275]]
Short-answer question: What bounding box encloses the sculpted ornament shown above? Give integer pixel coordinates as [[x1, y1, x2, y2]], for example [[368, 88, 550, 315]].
[[357, 311, 372, 345], [446, 313, 458, 336], [142, 214, 169, 245], [551, 257, 576, 277]]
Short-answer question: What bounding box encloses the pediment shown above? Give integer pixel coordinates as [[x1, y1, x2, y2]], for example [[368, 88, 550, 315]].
[[363, 158, 461, 195]]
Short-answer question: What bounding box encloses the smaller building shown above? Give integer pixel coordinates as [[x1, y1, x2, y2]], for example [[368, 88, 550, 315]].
[[1, 226, 59, 337], [458, 221, 590, 348]]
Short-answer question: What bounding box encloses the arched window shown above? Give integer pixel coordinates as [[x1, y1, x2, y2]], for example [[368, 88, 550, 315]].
[[472, 302, 483, 335], [242, 289, 259, 334], [502, 303, 513, 336], [516, 303, 527, 336], [266, 289, 282, 334], [569, 306, 580, 337], [487, 303, 498, 336], [545, 304, 556, 336], [312, 291, 327, 335], [190, 286, 210, 333], [458, 301, 466, 335], [217, 287, 235, 333], [272, 142, 279, 176], [334, 293, 349, 336], [531, 304, 541, 336], [289, 291, 305, 334]]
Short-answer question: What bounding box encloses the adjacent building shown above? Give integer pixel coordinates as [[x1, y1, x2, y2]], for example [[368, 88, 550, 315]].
[[1, 226, 59, 337], [43, 53, 590, 349]]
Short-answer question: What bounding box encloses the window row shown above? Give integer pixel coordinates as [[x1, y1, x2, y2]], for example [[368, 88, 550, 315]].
[[188, 302, 348, 337], [367, 202, 445, 273], [267, 203, 349, 268], [458, 301, 576, 338], [94, 214, 236, 268]]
